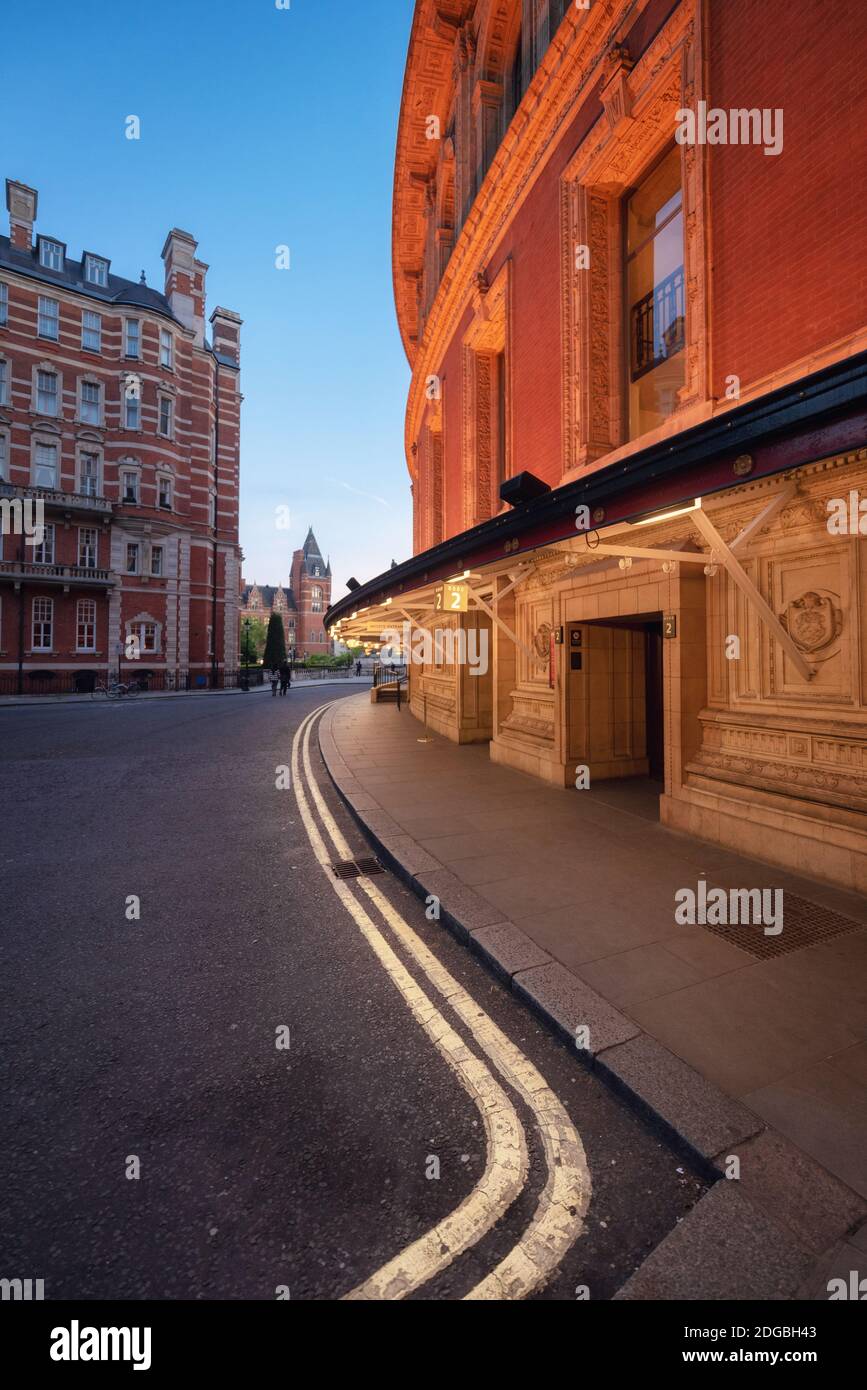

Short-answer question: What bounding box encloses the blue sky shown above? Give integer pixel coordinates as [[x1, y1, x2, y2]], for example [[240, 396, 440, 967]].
[[4, 0, 414, 597]]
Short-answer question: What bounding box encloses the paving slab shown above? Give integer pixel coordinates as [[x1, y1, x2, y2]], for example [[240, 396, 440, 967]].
[[469, 922, 554, 980], [513, 961, 640, 1054], [614, 1181, 814, 1301], [597, 1034, 763, 1163], [716, 1129, 867, 1256]]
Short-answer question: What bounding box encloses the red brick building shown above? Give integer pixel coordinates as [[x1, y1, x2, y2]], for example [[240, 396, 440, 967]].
[[330, 0, 867, 894], [0, 177, 242, 692], [240, 527, 331, 657]]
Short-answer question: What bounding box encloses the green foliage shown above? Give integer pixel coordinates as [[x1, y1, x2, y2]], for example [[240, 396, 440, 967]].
[[302, 652, 348, 668], [240, 617, 267, 664], [262, 613, 288, 669]]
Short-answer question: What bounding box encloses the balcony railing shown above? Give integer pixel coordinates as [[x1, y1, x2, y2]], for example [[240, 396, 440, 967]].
[[0, 560, 115, 585], [630, 265, 685, 381], [0, 481, 113, 515]]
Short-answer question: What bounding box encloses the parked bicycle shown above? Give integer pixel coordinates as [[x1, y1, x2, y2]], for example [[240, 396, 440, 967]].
[[91, 679, 144, 700]]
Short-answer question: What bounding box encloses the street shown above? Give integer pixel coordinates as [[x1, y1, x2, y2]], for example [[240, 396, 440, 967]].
[[1, 689, 706, 1300]]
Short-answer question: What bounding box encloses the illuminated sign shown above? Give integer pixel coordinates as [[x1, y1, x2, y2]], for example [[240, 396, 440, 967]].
[[434, 582, 468, 613]]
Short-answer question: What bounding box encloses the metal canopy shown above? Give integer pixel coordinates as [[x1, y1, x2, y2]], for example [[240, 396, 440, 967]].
[[332, 482, 815, 681]]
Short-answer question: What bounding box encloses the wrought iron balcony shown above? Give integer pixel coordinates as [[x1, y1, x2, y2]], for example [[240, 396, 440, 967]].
[[630, 266, 685, 381], [0, 481, 113, 515], [0, 559, 115, 586]]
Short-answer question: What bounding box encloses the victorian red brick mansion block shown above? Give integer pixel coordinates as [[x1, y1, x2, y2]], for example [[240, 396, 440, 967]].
[[0, 177, 242, 691]]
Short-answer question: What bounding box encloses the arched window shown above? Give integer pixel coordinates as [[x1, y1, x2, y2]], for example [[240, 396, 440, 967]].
[[311, 586, 322, 612]]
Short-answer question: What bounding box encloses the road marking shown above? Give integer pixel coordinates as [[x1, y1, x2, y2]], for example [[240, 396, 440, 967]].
[[290, 707, 528, 1300], [296, 703, 592, 1299]]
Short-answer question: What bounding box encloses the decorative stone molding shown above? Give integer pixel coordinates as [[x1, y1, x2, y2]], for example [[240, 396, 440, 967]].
[[560, 3, 705, 476], [461, 258, 510, 527]]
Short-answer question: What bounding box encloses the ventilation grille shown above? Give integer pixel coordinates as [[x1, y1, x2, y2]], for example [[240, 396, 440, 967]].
[[702, 892, 864, 960], [331, 857, 385, 881]]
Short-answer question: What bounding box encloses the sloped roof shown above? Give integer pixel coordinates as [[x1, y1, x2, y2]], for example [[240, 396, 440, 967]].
[[0, 234, 183, 323], [241, 584, 298, 611]]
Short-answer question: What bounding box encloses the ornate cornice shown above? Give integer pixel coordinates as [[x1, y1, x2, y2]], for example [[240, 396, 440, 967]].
[[397, 0, 684, 481]]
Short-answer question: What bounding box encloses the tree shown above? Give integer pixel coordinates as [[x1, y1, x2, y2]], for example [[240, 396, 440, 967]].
[[263, 612, 287, 669], [240, 617, 267, 665]]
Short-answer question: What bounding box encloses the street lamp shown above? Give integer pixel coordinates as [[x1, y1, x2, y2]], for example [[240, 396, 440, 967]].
[[242, 618, 251, 691]]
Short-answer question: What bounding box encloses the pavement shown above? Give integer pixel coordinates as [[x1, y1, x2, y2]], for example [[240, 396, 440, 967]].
[[318, 692, 867, 1299], [0, 690, 710, 1300]]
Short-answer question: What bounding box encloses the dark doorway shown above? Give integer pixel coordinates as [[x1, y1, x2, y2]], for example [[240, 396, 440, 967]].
[[645, 622, 664, 780]]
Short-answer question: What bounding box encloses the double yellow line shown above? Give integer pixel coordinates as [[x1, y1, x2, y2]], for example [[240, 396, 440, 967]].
[[291, 703, 591, 1300]]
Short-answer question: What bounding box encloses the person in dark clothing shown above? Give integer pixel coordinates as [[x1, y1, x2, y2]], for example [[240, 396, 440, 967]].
[[355, 660, 362, 677], [279, 660, 291, 696]]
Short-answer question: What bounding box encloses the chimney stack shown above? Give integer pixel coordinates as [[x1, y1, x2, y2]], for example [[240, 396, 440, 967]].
[[209, 307, 242, 365], [5, 179, 38, 251], [161, 228, 206, 346]]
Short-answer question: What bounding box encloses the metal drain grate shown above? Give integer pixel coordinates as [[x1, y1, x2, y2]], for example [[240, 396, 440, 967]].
[[331, 857, 385, 881], [702, 891, 864, 960]]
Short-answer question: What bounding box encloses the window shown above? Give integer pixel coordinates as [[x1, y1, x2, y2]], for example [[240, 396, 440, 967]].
[[32, 597, 53, 649], [311, 586, 322, 612], [33, 523, 55, 564], [125, 319, 141, 358], [77, 598, 96, 650], [78, 527, 97, 569], [36, 370, 58, 415], [0, 358, 7, 405], [121, 470, 139, 503], [80, 380, 102, 426], [125, 542, 140, 574], [80, 453, 99, 496], [151, 545, 164, 577], [124, 388, 140, 431], [158, 477, 172, 510], [0, 281, 8, 325], [82, 310, 102, 352], [0, 431, 7, 480], [38, 296, 59, 340], [39, 239, 64, 271], [160, 329, 173, 369], [84, 255, 108, 287], [129, 621, 158, 654], [626, 146, 685, 439], [158, 396, 173, 437], [34, 442, 58, 489]]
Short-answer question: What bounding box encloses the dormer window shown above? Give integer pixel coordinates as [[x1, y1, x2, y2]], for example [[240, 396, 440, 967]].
[[38, 238, 65, 272], [84, 255, 109, 287]]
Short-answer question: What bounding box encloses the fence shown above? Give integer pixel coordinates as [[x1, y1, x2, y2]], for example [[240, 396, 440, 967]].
[[0, 664, 363, 697]]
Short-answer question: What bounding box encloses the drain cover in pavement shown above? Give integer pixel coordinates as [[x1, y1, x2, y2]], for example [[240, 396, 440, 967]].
[[702, 892, 864, 960], [331, 857, 385, 880]]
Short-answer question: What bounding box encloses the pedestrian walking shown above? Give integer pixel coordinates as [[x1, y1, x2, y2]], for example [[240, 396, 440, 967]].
[[355, 660, 362, 677], [270, 669, 279, 697], [279, 660, 291, 696]]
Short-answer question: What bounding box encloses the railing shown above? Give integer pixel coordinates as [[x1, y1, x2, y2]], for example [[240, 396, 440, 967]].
[[0, 560, 114, 583], [0, 481, 112, 514], [0, 667, 265, 697], [630, 265, 685, 381], [372, 661, 407, 688]]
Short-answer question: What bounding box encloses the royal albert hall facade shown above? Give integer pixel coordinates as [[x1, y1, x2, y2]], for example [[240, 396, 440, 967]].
[[328, 0, 867, 895]]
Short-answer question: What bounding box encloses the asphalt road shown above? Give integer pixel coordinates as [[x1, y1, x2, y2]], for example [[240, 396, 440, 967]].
[[0, 688, 706, 1300]]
